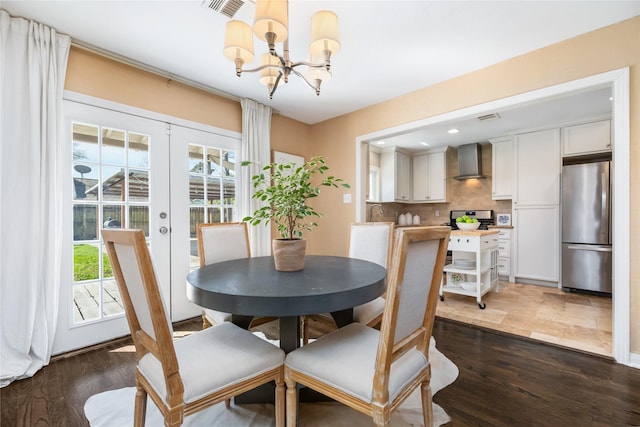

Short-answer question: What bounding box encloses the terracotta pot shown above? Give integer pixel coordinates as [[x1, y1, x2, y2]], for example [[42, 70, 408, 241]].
[[272, 239, 306, 272]]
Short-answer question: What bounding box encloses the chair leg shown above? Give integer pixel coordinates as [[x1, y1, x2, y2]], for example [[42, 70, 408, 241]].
[[301, 316, 309, 345], [284, 374, 298, 427], [421, 382, 433, 427], [275, 373, 286, 427], [202, 311, 212, 329], [133, 385, 147, 427]]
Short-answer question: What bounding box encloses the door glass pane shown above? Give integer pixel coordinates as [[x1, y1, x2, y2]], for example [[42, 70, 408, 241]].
[[222, 178, 235, 205], [102, 128, 125, 166], [72, 123, 99, 163], [129, 206, 149, 236], [128, 170, 149, 201], [73, 163, 98, 201], [206, 147, 221, 176], [102, 205, 123, 229], [223, 150, 235, 177], [188, 144, 204, 172], [102, 165, 126, 201], [73, 243, 101, 281], [128, 133, 149, 168], [207, 177, 221, 205], [73, 205, 98, 240], [189, 174, 204, 204], [73, 282, 100, 322], [102, 280, 123, 317]]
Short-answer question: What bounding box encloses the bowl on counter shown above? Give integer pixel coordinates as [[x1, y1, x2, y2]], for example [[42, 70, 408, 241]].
[[456, 222, 481, 231]]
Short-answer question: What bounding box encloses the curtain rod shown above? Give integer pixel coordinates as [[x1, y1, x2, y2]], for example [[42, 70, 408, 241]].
[[71, 39, 241, 103]]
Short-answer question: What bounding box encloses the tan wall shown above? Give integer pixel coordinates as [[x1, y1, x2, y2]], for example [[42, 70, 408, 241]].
[[308, 16, 640, 352]]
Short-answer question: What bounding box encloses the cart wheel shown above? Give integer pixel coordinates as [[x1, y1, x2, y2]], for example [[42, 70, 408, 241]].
[[440, 295, 445, 301], [478, 302, 486, 309]]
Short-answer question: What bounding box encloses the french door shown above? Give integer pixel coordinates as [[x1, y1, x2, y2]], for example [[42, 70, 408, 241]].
[[54, 98, 240, 354]]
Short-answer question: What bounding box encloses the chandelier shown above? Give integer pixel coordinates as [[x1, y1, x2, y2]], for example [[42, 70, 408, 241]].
[[223, 0, 340, 99]]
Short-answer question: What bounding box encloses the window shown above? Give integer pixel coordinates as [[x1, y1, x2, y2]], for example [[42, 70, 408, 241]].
[[367, 166, 381, 202], [71, 122, 151, 323]]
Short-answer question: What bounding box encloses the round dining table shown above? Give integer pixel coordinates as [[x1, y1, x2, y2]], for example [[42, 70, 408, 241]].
[[187, 255, 387, 353]]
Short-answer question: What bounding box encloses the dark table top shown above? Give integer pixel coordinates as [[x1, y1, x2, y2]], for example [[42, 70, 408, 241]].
[[186, 255, 387, 318]]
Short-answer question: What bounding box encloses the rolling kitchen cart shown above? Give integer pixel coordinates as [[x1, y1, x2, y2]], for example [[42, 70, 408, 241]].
[[440, 230, 500, 309]]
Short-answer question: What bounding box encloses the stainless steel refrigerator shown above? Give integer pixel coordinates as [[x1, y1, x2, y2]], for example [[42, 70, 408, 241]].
[[561, 161, 612, 293]]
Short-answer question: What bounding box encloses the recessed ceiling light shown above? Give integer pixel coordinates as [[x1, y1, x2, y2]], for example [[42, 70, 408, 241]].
[[448, 128, 460, 134], [376, 141, 386, 145], [420, 142, 429, 146]]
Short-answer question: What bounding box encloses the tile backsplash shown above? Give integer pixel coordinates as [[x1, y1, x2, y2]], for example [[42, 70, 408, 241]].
[[368, 143, 512, 226]]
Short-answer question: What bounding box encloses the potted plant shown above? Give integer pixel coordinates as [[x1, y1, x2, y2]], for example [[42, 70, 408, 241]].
[[242, 156, 350, 271]]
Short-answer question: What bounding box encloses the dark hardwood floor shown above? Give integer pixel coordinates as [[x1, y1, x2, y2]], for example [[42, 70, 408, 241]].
[[2, 318, 639, 426]]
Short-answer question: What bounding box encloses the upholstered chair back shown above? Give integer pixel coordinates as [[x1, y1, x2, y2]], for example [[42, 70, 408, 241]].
[[197, 222, 251, 267], [347, 222, 394, 270]]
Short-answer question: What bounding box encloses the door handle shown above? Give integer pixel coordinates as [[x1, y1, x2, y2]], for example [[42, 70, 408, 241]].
[[567, 245, 611, 253], [159, 226, 169, 234]]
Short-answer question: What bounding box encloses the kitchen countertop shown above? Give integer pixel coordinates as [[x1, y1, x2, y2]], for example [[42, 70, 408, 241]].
[[450, 229, 499, 236], [488, 225, 514, 229]]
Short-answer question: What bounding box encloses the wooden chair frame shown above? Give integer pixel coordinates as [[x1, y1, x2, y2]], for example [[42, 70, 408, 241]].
[[103, 228, 285, 427], [285, 226, 450, 427]]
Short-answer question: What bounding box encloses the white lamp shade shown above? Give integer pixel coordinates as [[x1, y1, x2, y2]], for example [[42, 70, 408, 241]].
[[253, 0, 288, 43], [306, 55, 331, 82], [310, 10, 340, 56], [259, 53, 283, 86], [223, 20, 254, 63]]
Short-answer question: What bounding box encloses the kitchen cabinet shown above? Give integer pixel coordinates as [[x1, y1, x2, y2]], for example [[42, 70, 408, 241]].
[[380, 149, 411, 202], [514, 128, 561, 206], [495, 228, 514, 282], [513, 206, 560, 282], [440, 230, 500, 309], [513, 128, 560, 284], [562, 120, 611, 157], [412, 148, 447, 202], [490, 136, 513, 200]]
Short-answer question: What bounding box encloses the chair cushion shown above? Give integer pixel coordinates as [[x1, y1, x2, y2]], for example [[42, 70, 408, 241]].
[[353, 297, 385, 325], [285, 323, 427, 403], [138, 322, 284, 403]]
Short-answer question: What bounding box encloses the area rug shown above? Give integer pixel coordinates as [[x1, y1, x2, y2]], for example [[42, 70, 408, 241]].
[[85, 337, 458, 426]]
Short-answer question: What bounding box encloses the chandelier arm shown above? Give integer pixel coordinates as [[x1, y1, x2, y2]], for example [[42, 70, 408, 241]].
[[290, 61, 326, 69], [290, 68, 321, 95], [269, 71, 284, 99], [238, 63, 282, 74]]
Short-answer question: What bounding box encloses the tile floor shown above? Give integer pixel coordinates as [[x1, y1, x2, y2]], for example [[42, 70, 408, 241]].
[[435, 280, 613, 357]]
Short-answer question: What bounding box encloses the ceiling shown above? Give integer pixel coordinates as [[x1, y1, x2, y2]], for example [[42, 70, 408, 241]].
[[3, 1, 638, 148]]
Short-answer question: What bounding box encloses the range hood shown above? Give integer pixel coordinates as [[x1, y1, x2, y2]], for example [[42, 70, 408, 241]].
[[455, 143, 486, 180]]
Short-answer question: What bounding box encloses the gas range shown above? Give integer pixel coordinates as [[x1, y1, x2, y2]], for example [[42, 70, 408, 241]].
[[448, 210, 495, 230]]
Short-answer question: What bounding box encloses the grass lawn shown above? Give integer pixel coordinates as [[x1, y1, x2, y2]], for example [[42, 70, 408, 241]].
[[74, 244, 112, 282]]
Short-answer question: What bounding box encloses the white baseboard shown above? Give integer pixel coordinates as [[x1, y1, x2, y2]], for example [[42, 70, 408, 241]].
[[628, 352, 640, 369]]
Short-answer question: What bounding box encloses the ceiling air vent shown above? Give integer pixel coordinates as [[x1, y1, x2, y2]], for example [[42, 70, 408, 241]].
[[477, 113, 501, 122], [206, 0, 245, 19]]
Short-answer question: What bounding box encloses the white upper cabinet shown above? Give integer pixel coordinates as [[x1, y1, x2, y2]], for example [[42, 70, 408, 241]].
[[562, 119, 611, 157], [514, 128, 561, 207], [490, 137, 513, 200], [412, 148, 447, 203], [380, 149, 411, 203]]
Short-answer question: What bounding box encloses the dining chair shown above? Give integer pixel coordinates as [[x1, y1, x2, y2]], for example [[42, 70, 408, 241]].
[[284, 226, 450, 427], [196, 222, 275, 329], [102, 228, 285, 427], [301, 222, 394, 344]]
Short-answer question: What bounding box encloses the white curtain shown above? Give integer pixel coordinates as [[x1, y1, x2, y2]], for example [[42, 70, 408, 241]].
[[239, 98, 272, 256], [0, 10, 71, 387]]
